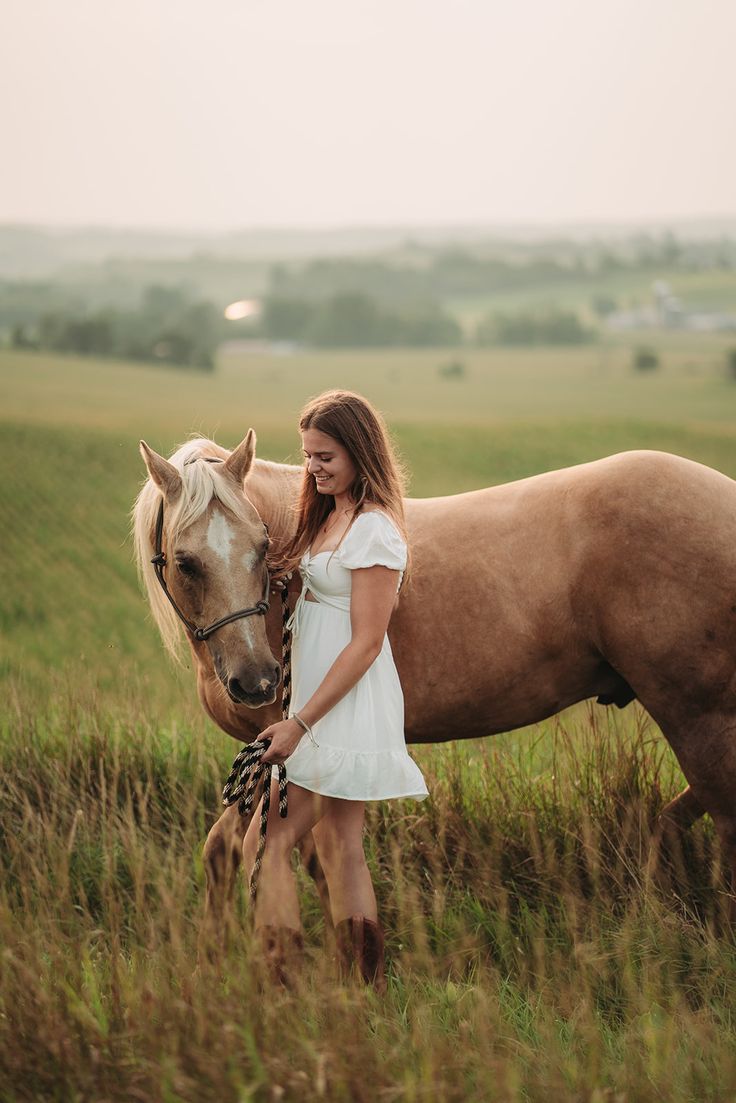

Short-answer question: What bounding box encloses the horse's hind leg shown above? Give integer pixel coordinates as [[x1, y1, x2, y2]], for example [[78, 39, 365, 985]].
[[649, 785, 705, 886], [664, 713, 736, 924], [658, 785, 705, 833], [711, 812, 736, 925]]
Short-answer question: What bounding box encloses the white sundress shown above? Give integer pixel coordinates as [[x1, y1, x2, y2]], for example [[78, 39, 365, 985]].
[[277, 509, 429, 802]]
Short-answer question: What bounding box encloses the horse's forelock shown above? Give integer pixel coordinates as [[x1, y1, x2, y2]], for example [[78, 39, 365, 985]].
[[167, 459, 252, 546], [169, 437, 229, 469]]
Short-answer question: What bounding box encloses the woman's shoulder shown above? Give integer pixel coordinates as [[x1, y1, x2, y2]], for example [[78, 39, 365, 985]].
[[351, 506, 404, 540], [338, 505, 407, 570], [355, 504, 401, 527]]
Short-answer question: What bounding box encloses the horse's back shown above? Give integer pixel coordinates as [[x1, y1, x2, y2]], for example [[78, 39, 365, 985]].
[[405, 449, 736, 577]]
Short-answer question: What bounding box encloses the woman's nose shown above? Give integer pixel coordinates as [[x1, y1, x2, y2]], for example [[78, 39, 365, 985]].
[[308, 459, 321, 474]]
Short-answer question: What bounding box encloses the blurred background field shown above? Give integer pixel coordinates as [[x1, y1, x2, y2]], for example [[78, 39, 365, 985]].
[[5, 332, 736, 435]]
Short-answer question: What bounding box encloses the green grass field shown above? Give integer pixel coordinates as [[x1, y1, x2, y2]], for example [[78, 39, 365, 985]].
[[3, 333, 736, 438], [3, 345, 736, 1100]]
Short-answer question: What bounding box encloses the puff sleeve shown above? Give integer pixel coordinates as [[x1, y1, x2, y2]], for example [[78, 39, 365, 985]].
[[339, 511, 407, 580]]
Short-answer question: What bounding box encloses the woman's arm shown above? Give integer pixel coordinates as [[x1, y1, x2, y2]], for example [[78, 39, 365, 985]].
[[260, 564, 401, 765]]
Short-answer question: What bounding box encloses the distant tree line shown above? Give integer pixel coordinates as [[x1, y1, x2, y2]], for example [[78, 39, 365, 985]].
[[268, 253, 587, 306], [257, 293, 596, 348], [4, 230, 735, 358], [476, 309, 596, 346], [10, 286, 222, 370], [257, 293, 463, 347], [265, 233, 733, 307], [7, 283, 597, 356]]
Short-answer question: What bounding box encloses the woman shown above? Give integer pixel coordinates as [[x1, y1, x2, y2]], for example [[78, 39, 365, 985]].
[[242, 389, 428, 990]]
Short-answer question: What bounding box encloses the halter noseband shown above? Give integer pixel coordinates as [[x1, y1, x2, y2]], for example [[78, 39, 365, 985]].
[[150, 457, 271, 642]]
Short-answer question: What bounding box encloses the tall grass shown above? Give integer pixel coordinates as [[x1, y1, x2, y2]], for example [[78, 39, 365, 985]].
[[2, 683, 735, 1101]]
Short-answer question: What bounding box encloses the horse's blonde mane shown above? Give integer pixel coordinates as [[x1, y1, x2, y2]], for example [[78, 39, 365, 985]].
[[132, 437, 257, 661]]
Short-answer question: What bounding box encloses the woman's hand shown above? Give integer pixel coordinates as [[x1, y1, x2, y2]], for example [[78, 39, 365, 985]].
[[260, 716, 304, 765], [269, 570, 294, 597]]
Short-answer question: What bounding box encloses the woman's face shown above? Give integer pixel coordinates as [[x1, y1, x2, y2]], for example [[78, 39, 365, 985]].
[[301, 427, 358, 499]]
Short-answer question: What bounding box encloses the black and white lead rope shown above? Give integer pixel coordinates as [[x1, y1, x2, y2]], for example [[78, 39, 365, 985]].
[[221, 581, 293, 902]]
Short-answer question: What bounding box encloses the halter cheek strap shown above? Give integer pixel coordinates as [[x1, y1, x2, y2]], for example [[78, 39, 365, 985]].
[[150, 497, 271, 642]]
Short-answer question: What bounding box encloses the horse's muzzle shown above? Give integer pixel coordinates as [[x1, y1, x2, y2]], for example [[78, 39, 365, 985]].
[[224, 665, 281, 708]]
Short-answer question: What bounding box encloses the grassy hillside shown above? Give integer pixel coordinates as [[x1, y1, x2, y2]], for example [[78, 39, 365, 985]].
[[4, 347, 736, 1100]]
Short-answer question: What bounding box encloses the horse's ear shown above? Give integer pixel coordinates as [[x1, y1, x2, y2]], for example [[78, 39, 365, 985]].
[[224, 429, 256, 487], [139, 441, 183, 501]]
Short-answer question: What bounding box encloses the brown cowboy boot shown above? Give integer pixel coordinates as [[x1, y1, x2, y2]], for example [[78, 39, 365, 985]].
[[256, 925, 304, 989], [334, 914, 387, 994]]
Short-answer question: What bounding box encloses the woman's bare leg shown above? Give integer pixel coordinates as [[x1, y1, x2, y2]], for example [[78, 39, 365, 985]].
[[311, 800, 378, 923], [242, 780, 329, 930]]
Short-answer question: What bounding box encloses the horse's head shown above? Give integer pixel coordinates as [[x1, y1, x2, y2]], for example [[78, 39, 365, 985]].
[[134, 432, 281, 708]]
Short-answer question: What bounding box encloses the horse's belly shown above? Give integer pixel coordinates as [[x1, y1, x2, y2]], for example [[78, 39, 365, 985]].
[[402, 634, 601, 743]]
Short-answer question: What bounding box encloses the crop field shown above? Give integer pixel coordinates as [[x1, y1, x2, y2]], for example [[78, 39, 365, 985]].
[[3, 344, 736, 1100]]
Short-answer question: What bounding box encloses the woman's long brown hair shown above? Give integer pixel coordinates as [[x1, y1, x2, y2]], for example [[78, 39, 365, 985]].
[[273, 389, 413, 589]]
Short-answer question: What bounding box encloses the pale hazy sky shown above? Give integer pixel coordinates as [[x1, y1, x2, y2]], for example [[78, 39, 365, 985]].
[[2, 0, 734, 230]]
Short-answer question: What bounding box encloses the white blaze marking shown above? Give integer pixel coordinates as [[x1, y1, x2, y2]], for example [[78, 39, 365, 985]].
[[239, 549, 259, 653], [206, 513, 235, 566], [239, 618, 256, 655], [206, 513, 259, 656]]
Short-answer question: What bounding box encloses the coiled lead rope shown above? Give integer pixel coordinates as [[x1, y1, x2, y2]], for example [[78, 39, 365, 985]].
[[221, 580, 293, 902], [221, 741, 288, 900]]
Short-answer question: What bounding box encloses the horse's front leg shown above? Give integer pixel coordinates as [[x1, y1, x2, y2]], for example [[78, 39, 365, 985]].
[[200, 803, 250, 958], [200, 804, 332, 958]]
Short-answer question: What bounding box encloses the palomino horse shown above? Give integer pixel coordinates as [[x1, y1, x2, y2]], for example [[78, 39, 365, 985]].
[[134, 432, 731, 933]]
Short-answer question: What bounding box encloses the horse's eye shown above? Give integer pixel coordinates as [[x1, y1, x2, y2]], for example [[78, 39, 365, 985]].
[[176, 557, 199, 578]]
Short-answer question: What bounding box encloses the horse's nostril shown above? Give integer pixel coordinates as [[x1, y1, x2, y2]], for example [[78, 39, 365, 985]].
[[228, 677, 245, 698]]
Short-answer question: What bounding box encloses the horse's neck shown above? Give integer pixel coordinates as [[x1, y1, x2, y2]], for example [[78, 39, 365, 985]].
[[245, 459, 302, 547]]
